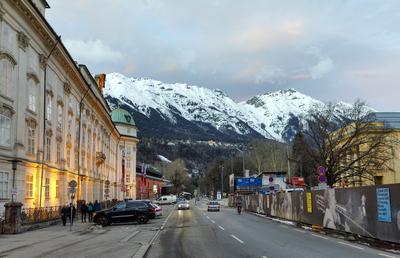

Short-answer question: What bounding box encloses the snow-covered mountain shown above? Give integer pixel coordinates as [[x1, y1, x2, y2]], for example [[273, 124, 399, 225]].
[[103, 73, 341, 142]]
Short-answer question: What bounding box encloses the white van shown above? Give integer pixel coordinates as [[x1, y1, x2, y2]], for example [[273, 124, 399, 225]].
[[156, 195, 177, 205]]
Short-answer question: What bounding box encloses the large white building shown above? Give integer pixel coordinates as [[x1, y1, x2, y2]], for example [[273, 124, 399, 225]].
[[0, 0, 138, 214]]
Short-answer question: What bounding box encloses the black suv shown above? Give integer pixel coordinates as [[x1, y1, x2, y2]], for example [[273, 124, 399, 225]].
[[94, 201, 152, 226]]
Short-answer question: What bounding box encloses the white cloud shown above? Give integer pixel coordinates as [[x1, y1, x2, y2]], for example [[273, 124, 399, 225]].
[[309, 57, 334, 79], [63, 39, 123, 64], [255, 66, 287, 84]]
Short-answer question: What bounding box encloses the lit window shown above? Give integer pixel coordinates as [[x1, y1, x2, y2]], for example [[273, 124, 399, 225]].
[[28, 80, 36, 112], [74, 151, 78, 170], [25, 174, 33, 198], [56, 180, 60, 198], [45, 178, 50, 198], [126, 173, 130, 183], [0, 114, 11, 147], [46, 137, 51, 161], [66, 148, 71, 168], [27, 125, 36, 155], [0, 171, 9, 199]]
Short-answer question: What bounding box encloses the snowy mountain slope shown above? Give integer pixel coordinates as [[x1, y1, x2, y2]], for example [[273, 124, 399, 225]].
[[103, 73, 350, 142]]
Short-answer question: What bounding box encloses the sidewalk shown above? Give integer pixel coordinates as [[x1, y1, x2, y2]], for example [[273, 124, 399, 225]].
[[0, 218, 147, 258]]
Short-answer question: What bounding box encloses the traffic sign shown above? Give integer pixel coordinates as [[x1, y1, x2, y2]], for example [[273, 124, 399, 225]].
[[317, 166, 326, 176], [318, 175, 327, 183], [68, 180, 77, 188]]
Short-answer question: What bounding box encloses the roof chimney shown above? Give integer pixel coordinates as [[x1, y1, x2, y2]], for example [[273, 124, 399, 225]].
[[95, 74, 106, 93]]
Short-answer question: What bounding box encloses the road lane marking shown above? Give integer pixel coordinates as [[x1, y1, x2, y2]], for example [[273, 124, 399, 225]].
[[311, 233, 328, 240], [210, 220, 215, 223], [293, 228, 305, 233], [121, 231, 139, 242], [206, 216, 210, 219], [231, 234, 244, 244], [218, 226, 225, 231], [280, 225, 288, 229], [261, 256, 269, 258], [378, 253, 396, 258], [338, 241, 364, 250]]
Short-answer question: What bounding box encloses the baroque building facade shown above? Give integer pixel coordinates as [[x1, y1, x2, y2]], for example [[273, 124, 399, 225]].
[[0, 0, 138, 214]]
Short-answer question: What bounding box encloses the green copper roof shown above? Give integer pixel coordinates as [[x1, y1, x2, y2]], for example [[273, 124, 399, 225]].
[[111, 108, 136, 126]]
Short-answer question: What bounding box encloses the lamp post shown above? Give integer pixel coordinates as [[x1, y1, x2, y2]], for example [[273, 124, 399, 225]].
[[10, 160, 19, 202]]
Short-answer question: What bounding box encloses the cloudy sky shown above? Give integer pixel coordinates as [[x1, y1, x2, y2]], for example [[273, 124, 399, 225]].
[[46, 0, 400, 110]]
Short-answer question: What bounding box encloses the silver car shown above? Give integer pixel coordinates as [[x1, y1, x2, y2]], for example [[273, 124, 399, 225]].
[[207, 201, 220, 212], [177, 200, 190, 210]]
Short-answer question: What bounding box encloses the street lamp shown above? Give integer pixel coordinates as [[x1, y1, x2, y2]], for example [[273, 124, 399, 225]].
[[9, 160, 20, 202]]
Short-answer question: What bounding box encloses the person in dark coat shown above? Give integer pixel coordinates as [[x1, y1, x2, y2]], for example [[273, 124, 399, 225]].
[[87, 202, 94, 223], [94, 200, 101, 212], [80, 201, 88, 223], [60, 205, 67, 226], [67, 203, 76, 225]]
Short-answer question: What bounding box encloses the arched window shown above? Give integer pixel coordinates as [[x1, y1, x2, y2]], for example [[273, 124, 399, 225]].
[[0, 113, 11, 147], [0, 58, 15, 99]]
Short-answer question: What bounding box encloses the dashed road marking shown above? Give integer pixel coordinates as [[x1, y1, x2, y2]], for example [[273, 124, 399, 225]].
[[210, 220, 215, 223], [231, 234, 244, 244], [378, 253, 396, 258], [338, 241, 364, 250], [279, 225, 288, 229], [206, 216, 210, 219], [311, 233, 328, 240], [293, 228, 305, 233], [218, 226, 225, 231], [261, 256, 269, 258]]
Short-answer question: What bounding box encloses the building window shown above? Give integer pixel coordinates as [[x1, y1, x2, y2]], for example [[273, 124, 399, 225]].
[[126, 146, 131, 155], [57, 104, 63, 129], [126, 158, 131, 169], [27, 125, 36, 155], [66, 148, 71, 168], [25, 174, 33, 198], [56, 180, 60, 198], [126, 173, 130, 184], [0, 171, 9, 199], [0, 59, 14, 98], [46, 95, 52, 122], [46, 137, 51, 161], [45, 178, 50, 198], [0, 114, 11, 147], [56, 141, 62, 164], [74, 150, 79, 170], [28, 80, 37, 112]]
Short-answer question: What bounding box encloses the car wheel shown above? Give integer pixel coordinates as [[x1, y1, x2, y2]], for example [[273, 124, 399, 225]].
[[137, 215, 148, 224], [97, 216, 109, 226]]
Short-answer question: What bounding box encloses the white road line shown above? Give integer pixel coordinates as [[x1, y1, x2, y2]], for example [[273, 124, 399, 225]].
[[338, 241, 364, 250], [231, 234, 244, 244], [293, 228, 305, 233], [261, 256, 269, 258], [378, 253, 396, 258], [311, 233, 328, 240], [218, 226, 225, 231], [210, 220, 216, 223], [206, 216, 210, 219], [280, 225, 288, 229]]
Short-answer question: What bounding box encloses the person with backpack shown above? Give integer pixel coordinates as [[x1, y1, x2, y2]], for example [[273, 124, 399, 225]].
[[87, 202, 94, 223]]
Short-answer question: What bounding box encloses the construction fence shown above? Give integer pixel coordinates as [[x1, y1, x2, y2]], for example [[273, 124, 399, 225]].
[[230, 183, 400, 244]]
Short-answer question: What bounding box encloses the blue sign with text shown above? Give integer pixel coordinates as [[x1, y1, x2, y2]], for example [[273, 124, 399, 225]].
[[376, 188, 392, 222]]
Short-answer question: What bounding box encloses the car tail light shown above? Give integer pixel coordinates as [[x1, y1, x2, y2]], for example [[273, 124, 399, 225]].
[[149, 207, 155, 212]]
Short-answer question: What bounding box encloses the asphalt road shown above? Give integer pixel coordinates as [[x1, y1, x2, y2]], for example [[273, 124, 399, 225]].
[[146, 200, 399, 258]]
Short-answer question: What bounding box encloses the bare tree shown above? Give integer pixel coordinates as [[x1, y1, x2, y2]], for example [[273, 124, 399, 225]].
[[163, 159, 190, 192], [304, 100, 394, 187]]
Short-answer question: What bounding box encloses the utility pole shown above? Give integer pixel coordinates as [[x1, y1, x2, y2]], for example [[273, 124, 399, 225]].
[[221, 165, 224, 196]]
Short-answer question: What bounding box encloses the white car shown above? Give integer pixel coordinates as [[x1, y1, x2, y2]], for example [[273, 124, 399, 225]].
[[177, 200, 190, 210], [155, 195, 177, 205]]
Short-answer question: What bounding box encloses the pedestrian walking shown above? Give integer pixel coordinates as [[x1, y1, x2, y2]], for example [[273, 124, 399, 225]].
[[80, 201, 88, 223], [60, 205, 67, 226], [67, 203, 76, 225], [94, 200, 101, 212], [87, 202, 94, 223]]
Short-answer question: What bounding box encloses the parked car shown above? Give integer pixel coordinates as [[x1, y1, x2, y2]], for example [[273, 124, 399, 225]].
[[153, 203, 162, 217], [155, 195, 177, 205], [94, 201, 152, 226], [207, 201, 220, 212], [140, 200, 158, 219], [177, 200, 190, 210]]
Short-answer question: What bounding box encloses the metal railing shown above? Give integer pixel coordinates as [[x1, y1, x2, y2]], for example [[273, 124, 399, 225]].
[[21, 206, 61, 225]]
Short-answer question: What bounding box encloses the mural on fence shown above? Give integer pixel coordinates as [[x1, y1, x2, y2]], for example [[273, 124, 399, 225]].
[[236, 184, 400, 244]]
